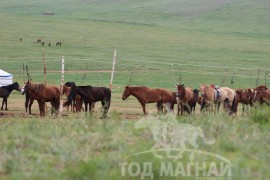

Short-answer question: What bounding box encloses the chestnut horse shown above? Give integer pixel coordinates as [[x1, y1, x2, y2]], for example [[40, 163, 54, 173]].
[[122, 86, 174, 115], [235, 88, 254, 115], [254, 89, 270, 105], [176, 84, 195, 115], [0, 82, 21, 110], [200, 84, 238, 115], [21, 81, 60, 117]]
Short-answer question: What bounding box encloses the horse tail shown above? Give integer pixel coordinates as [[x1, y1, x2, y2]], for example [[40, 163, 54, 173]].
[[230, 92, 238, 115]]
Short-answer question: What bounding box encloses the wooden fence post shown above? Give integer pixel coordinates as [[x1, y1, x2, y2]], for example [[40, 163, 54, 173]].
[[110, 49, 117, 90], [60, 56, 65, 114]]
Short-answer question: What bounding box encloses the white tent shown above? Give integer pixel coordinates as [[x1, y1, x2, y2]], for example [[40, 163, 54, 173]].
[[0, 69, 13, 87]]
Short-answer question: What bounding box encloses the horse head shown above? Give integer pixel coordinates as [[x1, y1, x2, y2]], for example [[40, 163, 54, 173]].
[[199, 84, 210, 97], [13, 82, 21, 92], [176, 84, 185, 98], [21, 81, 31, 95], [62, 85, 71, 96], [122, 86, 131, 100]]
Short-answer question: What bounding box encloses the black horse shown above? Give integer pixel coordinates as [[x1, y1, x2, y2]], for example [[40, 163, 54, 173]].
[[64, 84, 111, 117], [0, 82, 21, 110]]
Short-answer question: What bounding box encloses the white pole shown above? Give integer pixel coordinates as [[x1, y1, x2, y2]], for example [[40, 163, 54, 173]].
[[110, 49, 117, 90], [60, 56, 65, 113]]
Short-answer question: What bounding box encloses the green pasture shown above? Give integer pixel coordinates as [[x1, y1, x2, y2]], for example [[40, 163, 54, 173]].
[[1, 0, 270, 89], [0, 0, 270, 179]]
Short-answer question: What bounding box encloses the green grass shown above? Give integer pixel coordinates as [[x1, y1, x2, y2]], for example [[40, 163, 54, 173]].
[[0, 0, 270, 179], [0, 110, 269, 179]]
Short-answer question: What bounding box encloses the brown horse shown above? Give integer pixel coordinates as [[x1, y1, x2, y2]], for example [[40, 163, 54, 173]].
[[21, 81, 60, 117], [255, 85, 268, 90], [236, 88, 254, 115], [200, 84, 238, 115], [176, 84, 195, 115], [157, 92, 178, 114], [122, 86, 174, 115], [254, 89, 270, 105], [62, 85, 84, 112]]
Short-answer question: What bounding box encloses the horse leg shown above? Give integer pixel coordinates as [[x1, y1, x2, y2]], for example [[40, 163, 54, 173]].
[[88, 102, 93, 115], [1, 98, 4, 110], [72, 99, 76, 112], [84, 101, 88, 114], [4, 97, 8, 110], [217, 102, 221, 113], [38, 100, 45, 117], [139, 101, 147, 115], [29, 98, 34, 115], [242, 104, 245, 116], [156, 102, 162, 114], [25, 94, 30, 114], [181, 103, 184, 116]]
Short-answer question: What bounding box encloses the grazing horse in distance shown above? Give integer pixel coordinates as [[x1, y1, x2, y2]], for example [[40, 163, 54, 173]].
[[56, 42, 62, 46], [122, 86, 174, 115], [200, 84, 238, 115], [176, 84, 195, 115], [41, 42, 45, 46], [21, 81, 60, 117], [37, 39, 42, 43], [64, 85, 111, 117], [0, 82, 21, 110]]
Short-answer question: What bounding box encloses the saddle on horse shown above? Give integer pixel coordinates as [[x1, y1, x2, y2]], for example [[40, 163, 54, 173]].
[[210, 85, 221, 102]]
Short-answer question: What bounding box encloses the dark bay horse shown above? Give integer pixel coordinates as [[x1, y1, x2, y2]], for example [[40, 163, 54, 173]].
[[62, 85, 84, 112], [0, 82, 21, 110], [122, 86, 175, 115], [21, 81, 60, 117], [56, 42, 62, 46], [64, 85, 111, 117]]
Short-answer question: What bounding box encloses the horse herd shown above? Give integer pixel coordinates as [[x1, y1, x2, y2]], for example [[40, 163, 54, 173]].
[[0, 81, 269, 118]]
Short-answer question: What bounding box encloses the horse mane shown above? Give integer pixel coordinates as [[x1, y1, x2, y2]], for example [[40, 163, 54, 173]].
[[65, 82, 76, 87]]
